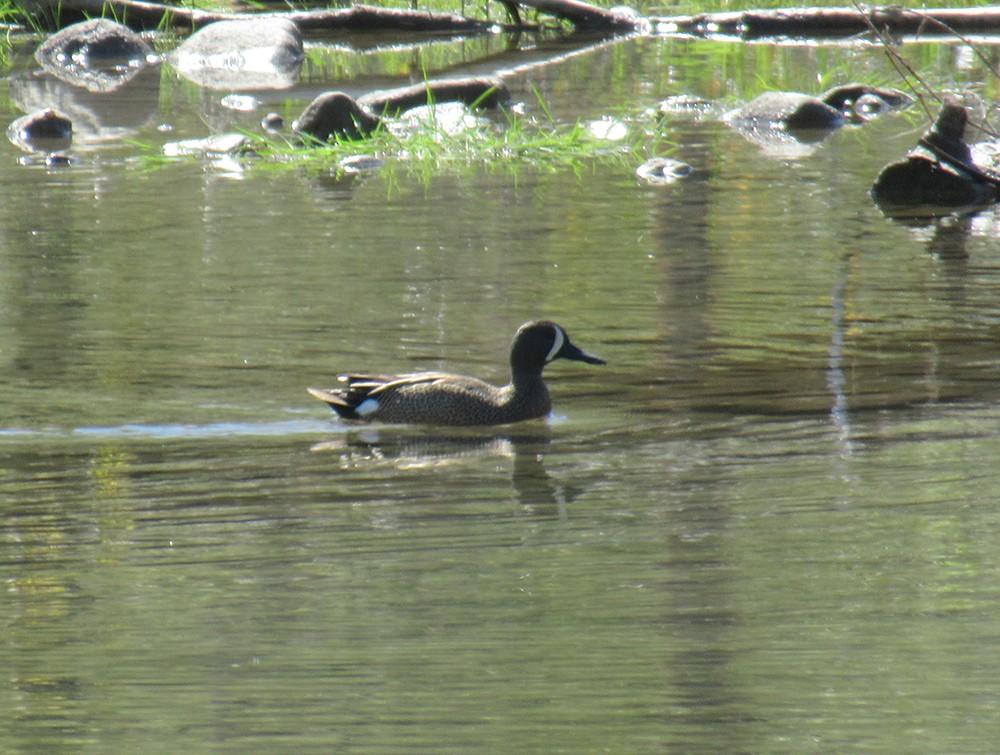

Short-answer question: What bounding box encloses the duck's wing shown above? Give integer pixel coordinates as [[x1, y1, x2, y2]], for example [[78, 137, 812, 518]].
[[308, 372, 462, 419], [364, 372, 455, 393]]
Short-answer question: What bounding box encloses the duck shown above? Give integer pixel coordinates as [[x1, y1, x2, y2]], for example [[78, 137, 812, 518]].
[[307, 320, 605, 426]]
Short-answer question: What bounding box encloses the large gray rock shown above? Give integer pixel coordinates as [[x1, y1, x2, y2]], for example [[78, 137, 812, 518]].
[[170, 18, 304, 90], [35, 18, 154, 92]]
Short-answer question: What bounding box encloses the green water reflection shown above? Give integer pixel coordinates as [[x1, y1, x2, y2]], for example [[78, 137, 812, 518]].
[[4, 409, 1000, 751], [2, 31, 1000, 753]]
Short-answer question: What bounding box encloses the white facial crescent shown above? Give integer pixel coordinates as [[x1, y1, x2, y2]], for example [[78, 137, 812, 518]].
[[545, 326, 565, 362]]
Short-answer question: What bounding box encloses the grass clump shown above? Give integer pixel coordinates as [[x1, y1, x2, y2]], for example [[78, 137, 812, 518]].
[[251, 99, 644, 179]]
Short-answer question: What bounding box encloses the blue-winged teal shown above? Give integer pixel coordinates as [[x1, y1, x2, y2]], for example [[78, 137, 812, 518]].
[[307, 320, 605, 426]]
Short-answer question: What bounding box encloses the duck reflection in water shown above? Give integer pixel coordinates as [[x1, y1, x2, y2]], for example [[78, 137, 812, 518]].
[[311, 429, 583, 517]]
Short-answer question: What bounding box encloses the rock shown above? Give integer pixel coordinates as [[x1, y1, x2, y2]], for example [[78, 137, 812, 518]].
[[261, 112, 284, 132], [7, 107, 72, 153], [819, 83, 913, 123], [820, 83, 912, 111], [169, 18, 304, 90], [871, 98, 1000, 210], [163, 132, 251, 156], [292, 92, 382, 142], [729, 83, 912, 132], [35, 18, 155, 92], [397, 102, 485, 137], [7, 64, 162, 148], [728, 91, 844, 131], [220, 94, 259, 112], [636, 157, 692, 185], [339, 154, 385, 174], [873, 159, 990, 209], [657, 94, 717, 120]]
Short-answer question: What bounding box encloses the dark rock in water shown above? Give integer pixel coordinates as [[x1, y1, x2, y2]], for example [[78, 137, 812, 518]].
[[44, 153, 76, 167], [871, 98, 1000, 211], [7, 107, 72, 153], [35, 18, 154, 92], [170, 18, 304, 91], [292, 92, 382, 142], [261, 112, 284, 133], [873, 159, 990, 208], [358, 77, 511, 117]]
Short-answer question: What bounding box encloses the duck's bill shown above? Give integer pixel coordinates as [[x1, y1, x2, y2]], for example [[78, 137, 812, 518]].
[[561, 341, 607, 365]]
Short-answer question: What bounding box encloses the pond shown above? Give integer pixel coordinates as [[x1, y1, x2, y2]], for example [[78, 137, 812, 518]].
[[2, 21, 1000, 752]]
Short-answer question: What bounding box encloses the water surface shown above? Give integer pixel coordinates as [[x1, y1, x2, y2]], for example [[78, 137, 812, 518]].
[[2, 29, 1000, 752]]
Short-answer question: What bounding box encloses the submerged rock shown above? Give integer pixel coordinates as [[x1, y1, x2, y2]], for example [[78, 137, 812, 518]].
[[261, 112, 284, 133], [170, 18, 304, 90], [163, 132, 251, 156], [729, 83, 912, 131], [729, 91, 844, 131], [339, 154, 385, 174], [657, 94, 718, 121], [756, 91, 839, 129], [636, 157, 692, 185], [35, 18, 155, 92], [7, 107, 72, 154], [292, 92, 383, 142], [819, 83, 913, 123], [396, 102, 486, 137], [725, 82, 913, 158], [871, 98, 1000, 211]]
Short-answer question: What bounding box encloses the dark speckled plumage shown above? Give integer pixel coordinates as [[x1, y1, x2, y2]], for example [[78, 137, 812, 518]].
[[307, 321, 605, 426]]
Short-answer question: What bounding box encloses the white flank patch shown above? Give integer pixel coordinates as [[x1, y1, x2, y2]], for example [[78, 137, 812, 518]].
[[356, 398, 380, 417], [545, 326, 565, 362]]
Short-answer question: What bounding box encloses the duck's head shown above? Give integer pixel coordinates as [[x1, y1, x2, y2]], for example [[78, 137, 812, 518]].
[[511, 320, 606, 375]]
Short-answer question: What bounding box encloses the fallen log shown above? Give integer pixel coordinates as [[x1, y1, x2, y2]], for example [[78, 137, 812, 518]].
[[25, 1, 1000, 42], [18, 0, 638, 33], [512, 0, 639, 32], [20, 0, 497, 32], [655, 6, 1000, 40]]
